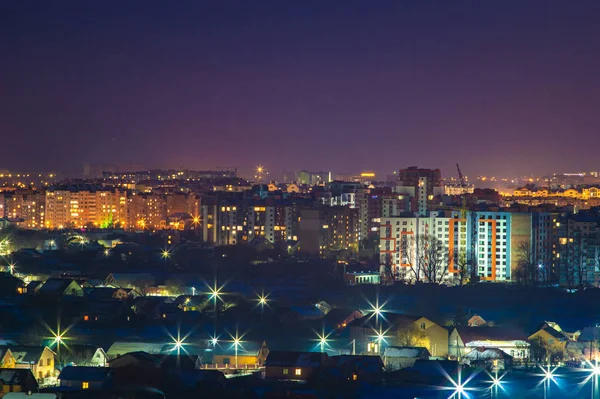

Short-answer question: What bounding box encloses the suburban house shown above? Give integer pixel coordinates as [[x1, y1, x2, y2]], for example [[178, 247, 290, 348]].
[[36, 279, 84, 297], [462, 348, 513, 370], [1, 346, 56, 382], [449, 327, 530, 360], [58, 366, 112, 390], [528, 322, 578, 353], [264, 351, 327, 381], [212, 341, 269, 368], [349, 313, 448, 357], [0, 369, 38, 395], [382, 347, 430, 370]]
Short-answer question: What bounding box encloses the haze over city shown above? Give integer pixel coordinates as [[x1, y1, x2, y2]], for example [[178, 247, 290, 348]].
[[2, 1, 600, 177], [5, 2, 600, 399]]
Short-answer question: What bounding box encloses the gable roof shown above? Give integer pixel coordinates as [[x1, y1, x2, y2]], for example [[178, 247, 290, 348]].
[[37, 279, 80, 294], [265, 351, 326, 367], [58, 366, 111, 381], [383, 347, 430, 359], [456, 327, 528, 343], [463, 348, 512, 360], [0, 346, 52, 364]]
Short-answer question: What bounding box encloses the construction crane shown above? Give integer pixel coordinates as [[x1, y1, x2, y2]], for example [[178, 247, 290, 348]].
[[456, 163, 468, 219], [456, 163, 466, 187]]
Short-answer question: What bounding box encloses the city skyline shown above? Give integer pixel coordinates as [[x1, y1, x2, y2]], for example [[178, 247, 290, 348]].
[[2, 1, 600, 176]]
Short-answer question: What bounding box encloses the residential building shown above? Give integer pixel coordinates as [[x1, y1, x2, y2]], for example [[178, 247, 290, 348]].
[[58, 366, 111, 390], [349, 314, 448, 358], [296, 170, 331, 186], [0, 369, 38, 395], [380, 210, 552, 283], [396, 167, 443, 216], [554, 212, 600, 287], [449, 327, 529, 360], [212, 341, 268, 368], [264, 351, 327, 381], [127, 193, 167, 230], [2, 346, 56, 382], [298, 206, 359, 256]]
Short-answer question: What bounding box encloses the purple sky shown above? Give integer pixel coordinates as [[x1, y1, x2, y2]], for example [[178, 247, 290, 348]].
[[2, 1, 600, 178]]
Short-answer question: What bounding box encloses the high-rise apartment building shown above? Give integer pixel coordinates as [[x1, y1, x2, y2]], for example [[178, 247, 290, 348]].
[[395, 167, 443, 216], [45, 188, 127, 229], [380, 210, 551, 283]]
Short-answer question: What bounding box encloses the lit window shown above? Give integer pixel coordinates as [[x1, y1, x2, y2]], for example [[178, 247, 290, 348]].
[[282, 368, 288, 375], [295, 368, 302, 376], [82, 382, 89, 389], [83, 315, 89, 321]]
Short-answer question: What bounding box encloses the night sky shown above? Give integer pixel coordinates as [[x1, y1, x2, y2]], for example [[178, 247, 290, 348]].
[[2, 1, 600, 178]]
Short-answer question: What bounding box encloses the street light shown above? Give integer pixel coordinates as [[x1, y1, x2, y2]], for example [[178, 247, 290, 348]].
[[229, 331, 244, 368], [161, 249, 171, 260], [104, 249, 110, 257]]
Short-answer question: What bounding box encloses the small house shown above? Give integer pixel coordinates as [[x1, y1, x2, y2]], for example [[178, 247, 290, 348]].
[[462, 348, 512, 371], [58, 366, 111, 390], [1, 346, 56, 382], [383, 347, 430, 370], [212, 341, 268, 368], [264, 351, 327, 381], [36, 279, 84, 297], [0, 369, 38, 395]]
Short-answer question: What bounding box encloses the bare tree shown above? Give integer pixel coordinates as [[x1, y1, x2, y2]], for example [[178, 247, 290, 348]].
[[397, 324, 425, 347], [401, 235, 422, 283], [514, 241, 538, 286], [418, 235, 449, 284], [453, 249, 471, 286]]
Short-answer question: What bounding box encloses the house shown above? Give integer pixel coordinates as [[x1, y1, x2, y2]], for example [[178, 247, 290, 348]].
[[349, 313, 448, 357], [264, 351, 327, 381], [212, 341, 268, 368], [0, 369, 38, 395], [0, 348, 16, 369], [462, 348, 513, 371], [528, 322, 575, 355], [449, 327, 529, 360], [58, 366, 111, 390], [59, 345, 108, 367], [1, 346, 56, 382], [382, 347, 430, 370], [36, 279, 84, 297], [326, 355, 384, 384]]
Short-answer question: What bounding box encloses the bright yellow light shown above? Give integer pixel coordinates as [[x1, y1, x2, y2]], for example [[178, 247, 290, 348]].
[[161, 249, 170, 259], [360, 172, 375, 177], [104, 249, 110, 257]]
